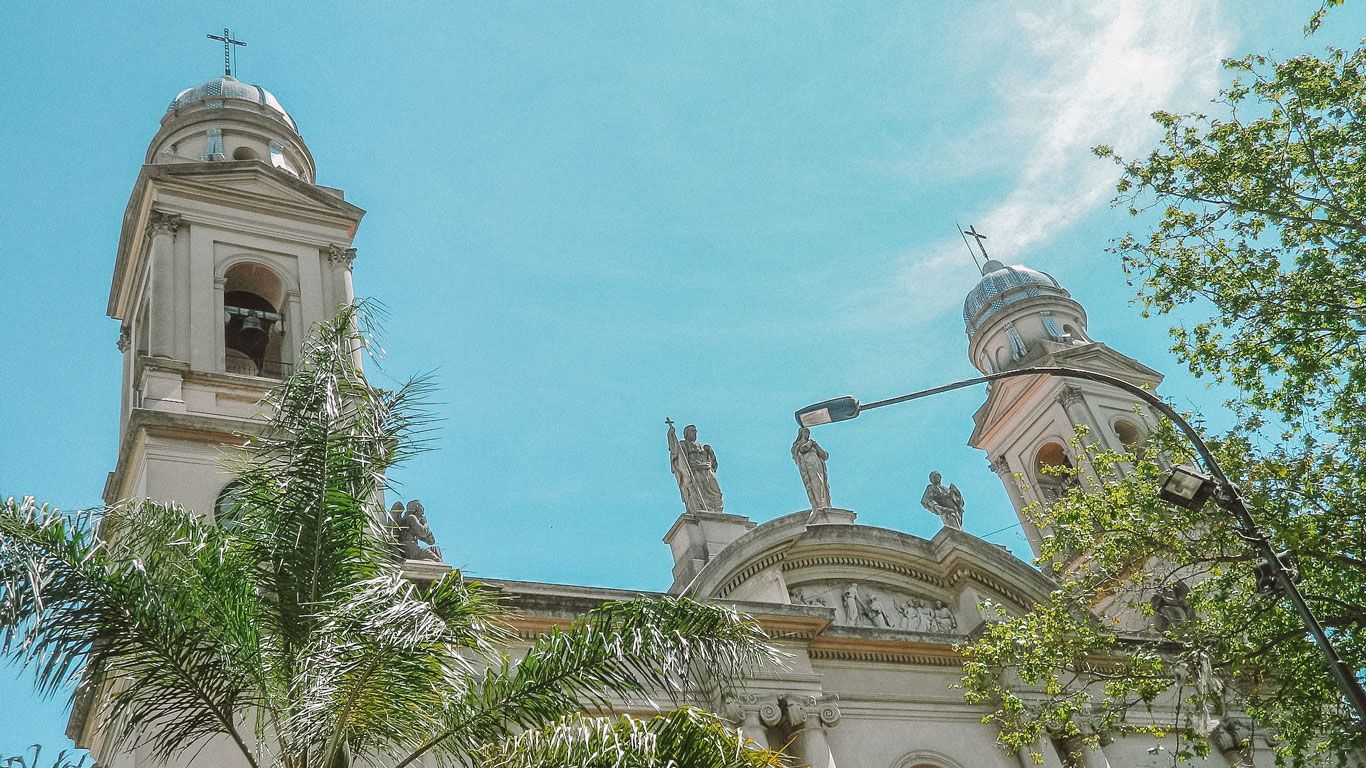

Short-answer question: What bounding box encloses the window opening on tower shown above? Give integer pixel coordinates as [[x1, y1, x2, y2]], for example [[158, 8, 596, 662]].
[[222, 263, 286, 377]]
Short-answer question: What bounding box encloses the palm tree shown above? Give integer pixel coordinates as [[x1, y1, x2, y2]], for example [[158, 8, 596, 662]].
[[0, 307, 784, 768]]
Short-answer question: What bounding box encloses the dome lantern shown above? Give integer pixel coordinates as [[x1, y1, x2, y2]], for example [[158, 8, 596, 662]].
[[963, 260, 1090, 374]]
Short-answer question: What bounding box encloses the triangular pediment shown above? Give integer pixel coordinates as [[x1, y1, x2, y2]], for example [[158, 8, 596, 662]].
[[968, 343, 1164, 446], [147, 161, 363, 220]]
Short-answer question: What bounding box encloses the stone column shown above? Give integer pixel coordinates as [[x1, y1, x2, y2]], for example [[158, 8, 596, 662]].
[[328, 244, 357, 307], [146, 211, 181, 358], [1056, 385, 1089, 435], [782, 694, 840, 768], [990, 456, 1045, 555], [328, 245, 361, 366], [212, 276, 227, 371]]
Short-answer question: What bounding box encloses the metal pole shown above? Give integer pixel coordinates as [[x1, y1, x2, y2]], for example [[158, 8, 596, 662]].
[[844, 365, 1366, 721]]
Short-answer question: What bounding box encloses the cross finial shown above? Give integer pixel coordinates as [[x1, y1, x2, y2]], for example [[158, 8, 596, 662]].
[[206, 27, 247, 77], [962, 225, 989, 261]]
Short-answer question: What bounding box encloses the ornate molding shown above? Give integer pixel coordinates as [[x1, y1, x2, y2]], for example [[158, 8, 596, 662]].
[[116, 325, 131, 353], [988, 456, 1011, 476], [328, 244, 357, 269], [1056, 384, 1085, 408], [781, 555, 945, 588], [808, 647, 963, 666], [147, 210, 182, 238]]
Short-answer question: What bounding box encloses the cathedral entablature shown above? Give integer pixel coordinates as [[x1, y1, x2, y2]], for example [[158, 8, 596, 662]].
[[674, 509, 1054, 638]]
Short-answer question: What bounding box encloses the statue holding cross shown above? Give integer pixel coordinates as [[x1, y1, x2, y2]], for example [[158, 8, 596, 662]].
[[666, 419, 724, 514]]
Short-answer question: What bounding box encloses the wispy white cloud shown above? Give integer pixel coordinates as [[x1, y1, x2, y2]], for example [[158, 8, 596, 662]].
[[842, 1, 1232, 330]]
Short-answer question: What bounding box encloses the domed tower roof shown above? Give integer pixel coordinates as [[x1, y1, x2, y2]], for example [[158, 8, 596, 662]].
[[962, 260, 1067, 339], [165, 76, 297, 131]]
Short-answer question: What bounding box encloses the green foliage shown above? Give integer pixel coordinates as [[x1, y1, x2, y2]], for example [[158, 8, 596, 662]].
[[0, 305, 782, 768], [962, 427, 1365, 764], [1096, 44, 1366, 448], [969, 41, 1366, 766]]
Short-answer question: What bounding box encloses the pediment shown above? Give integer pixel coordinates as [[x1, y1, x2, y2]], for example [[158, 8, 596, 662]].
[[788, 579, 960, 635], [147, 162, 363, 219], [969, 343, 1164, 446], [689, 512, 1052, 621]]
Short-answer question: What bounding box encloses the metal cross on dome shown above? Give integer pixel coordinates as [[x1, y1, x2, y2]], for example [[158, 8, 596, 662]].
[[206, 27, 246, 77], [962, 225, 990, 261]]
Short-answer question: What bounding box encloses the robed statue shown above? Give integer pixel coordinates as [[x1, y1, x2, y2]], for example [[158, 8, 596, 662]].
[[920, 471, 964, 530], [791, 426, 831, 511], [666, 419, 724, 514]]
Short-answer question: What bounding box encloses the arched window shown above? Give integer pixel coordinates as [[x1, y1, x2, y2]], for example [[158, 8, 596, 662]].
[[1062, 323, 1086, 344], [994, 346, 1010, 371], [214, 480, 244, 526], [232, 146, 259, 161], [223, 262, 286, 378], [1113, 419, 1146, 453], [1034, 441, 1075, 502]]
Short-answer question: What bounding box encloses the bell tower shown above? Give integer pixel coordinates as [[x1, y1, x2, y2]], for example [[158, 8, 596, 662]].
[[104, 73, 365, 517], [962, 258, 1163, 558]]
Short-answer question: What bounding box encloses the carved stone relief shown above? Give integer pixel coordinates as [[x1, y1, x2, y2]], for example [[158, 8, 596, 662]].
[[788, 580, 958, 633]]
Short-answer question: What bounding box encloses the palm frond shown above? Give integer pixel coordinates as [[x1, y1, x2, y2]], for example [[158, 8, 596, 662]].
[[475, 708, 784, 768], [282, 570, 507, 765], [0, 498, 262, 767], [1, 744, 90, 768], [224, 305, 435, 703], [400, 596, 777, 765]]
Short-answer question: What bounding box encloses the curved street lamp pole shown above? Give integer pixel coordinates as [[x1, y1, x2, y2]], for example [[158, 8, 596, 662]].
[[794, 365, 1366, 721]]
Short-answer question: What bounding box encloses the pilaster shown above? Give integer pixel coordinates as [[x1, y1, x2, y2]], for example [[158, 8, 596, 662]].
[[146, 211, 181, 358]]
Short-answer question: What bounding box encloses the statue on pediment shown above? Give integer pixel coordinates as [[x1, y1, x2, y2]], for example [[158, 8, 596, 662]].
[[920, 471, 965, 530], [666, 419, 724, 514], [791, 426, 832, 511]]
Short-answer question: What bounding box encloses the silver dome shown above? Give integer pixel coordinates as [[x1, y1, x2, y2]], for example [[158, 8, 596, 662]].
[[963, 264, 1065, 337], [166, 76, 296, 130]]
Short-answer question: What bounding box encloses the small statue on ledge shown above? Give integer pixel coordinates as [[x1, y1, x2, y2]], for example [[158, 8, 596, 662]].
[[391, 500, 443, 562], [920, 471, 965, 530]]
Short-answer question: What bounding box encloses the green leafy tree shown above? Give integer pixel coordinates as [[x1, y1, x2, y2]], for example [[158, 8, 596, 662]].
[[963, 43, 1366, 766], [0, 307, 784, 768]]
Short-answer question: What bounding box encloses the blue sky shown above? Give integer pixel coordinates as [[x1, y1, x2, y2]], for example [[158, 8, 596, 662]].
[[2, 1, 1362, 757]]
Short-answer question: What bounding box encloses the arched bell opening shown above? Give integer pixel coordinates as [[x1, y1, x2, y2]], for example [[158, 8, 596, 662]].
[[223, 262, 286, 377], [1034, 441, 1077, 503]]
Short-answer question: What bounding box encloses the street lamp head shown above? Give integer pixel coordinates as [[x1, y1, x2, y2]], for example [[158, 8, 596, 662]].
[[1158, 464, 1216, 510], [795, 396, 861, 427]]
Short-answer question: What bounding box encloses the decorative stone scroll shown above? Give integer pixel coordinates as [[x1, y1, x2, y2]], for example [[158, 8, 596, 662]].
[[782, 694, 841, 730], [788, 581, 958, 634]]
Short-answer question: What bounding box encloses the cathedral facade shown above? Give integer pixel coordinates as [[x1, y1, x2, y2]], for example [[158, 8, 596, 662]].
[[69, 71, 1274, 768]]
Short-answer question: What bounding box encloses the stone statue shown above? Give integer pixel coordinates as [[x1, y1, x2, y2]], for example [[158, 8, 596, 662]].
[[791, 426, 832, 511], [391, 500, 442, 562], [841, 584, 861, 626], [932, 600, 958, 633], [1150, 579, 1192, 631], [920, 471, 965, 530], [666, 419, 724, 514], [865, 592, 894, 628]]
